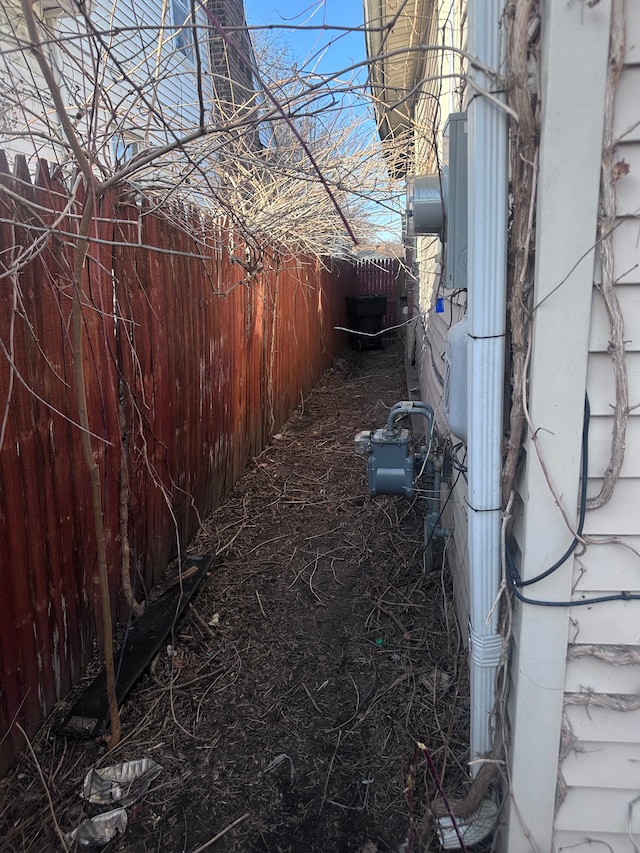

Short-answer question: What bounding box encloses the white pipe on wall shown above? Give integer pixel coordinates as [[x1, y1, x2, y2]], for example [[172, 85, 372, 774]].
[[466, 0, 508, 767]]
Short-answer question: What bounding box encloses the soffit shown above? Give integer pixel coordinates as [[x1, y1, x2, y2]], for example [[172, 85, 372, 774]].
[[364, 0, 433, 177]]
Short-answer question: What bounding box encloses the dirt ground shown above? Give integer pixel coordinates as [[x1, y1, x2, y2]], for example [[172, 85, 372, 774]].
[[0, 340, 471, 853]]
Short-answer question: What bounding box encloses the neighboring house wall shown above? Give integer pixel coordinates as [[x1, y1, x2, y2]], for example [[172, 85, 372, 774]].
[[84, 0, 214, 147], [413, 0, 465, 321], [0, 0, 214, 171], [207, 0, 256, 114], [0, 2, 64, 162]]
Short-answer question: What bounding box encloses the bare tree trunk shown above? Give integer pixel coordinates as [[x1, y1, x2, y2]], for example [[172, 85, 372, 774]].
[[119, 376, 142, 616], [72, 197, 121, 747]]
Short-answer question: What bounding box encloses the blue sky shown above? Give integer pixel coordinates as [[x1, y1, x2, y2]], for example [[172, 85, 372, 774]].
[[242, 0, 403, 241], [243, 0, 367, 82]]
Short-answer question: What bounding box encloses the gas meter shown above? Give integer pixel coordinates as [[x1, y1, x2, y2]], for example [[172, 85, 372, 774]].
[[354, 401, 435, 498], [355, 400, 447, 572]]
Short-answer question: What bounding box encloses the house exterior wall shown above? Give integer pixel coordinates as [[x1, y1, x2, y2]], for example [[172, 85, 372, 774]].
[[552, 1, 640, 849], [410, 0, 469, 639], [503, 1, 640, 850], [414, 288, 469, 633]]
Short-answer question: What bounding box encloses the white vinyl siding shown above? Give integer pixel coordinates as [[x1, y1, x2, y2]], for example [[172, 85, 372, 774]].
[[554, 832, 639, 853], [588, 417, 640, 477], [501, 1, 614, 850], [565, 654, 640, 694], [0, 2, 63, 162], [415, 291, 470, 635], [556, 787, 640, 833], [572, 537, 640, 590], [553, 1, 640, 850], [0, 0, 213, 168], [62, 0, 213, 148]]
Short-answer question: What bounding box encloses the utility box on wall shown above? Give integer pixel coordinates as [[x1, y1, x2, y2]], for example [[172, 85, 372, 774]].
[[443, 316, 468, 441], [405, 174, 443, 237], [443, 113, 468, 290]]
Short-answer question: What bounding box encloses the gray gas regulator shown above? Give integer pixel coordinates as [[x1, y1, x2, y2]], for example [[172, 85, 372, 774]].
[[354, 401, 436, 498]]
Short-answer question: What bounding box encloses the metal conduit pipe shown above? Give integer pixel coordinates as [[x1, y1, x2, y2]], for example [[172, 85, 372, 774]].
[[386, 400, 434, 435]]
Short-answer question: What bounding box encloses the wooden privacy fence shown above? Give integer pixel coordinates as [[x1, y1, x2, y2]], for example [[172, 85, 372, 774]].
[[352, 257, 402, 329], [0, 153, 351, 775]]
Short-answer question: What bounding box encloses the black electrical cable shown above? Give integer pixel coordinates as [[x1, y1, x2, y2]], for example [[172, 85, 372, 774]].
[[507, 393, 640, 607], [449, 441, 468, 481], [517, 394, 590, 587], [506, 548, 640, 607]]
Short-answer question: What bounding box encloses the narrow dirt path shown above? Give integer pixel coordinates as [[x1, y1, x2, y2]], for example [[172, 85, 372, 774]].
[[0, 341, 469, 853]]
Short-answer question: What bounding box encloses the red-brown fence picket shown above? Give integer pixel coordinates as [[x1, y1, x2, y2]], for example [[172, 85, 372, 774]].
[[0, 153, 352, 775]]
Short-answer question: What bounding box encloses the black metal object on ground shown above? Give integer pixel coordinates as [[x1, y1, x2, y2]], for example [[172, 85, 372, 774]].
[[345, 295, 387, 350], [57, 555, 213, 739]]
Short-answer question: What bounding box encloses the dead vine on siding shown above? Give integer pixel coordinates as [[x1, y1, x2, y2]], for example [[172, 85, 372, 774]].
[[586, 0, 629, 510]]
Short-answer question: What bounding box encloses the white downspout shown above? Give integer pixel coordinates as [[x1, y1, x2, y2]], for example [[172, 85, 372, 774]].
[[437, 2, 508, 847], [466, 0, 508, 767]]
